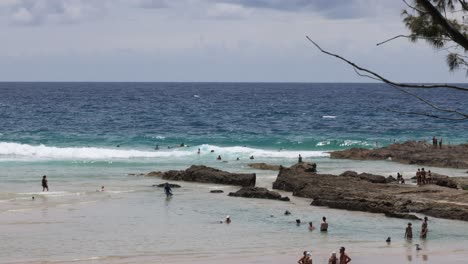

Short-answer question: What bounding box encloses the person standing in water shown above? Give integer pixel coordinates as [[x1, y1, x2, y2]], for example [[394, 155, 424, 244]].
[[308, 222, 315, 231], [164, 182, 173, 197], [41, 175, 49, 192], [420, 217, 428, 239], [320, 216, 328, 232], [197, 148, 200, 154], [217, 155, 222, 160], [405, 223, 413, 240]]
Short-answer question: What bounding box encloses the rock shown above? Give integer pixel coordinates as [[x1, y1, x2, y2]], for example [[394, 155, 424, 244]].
[[228, 187, 290, 201], [273, 163, 468, 221], [210, 190, 224, 193], [330, 141, 468, 169], [153, 183, 181, 188], [384, 212, 421, 220], [146, 171, 162, 177], [386, 176, 397, 183], [161, 165, 256, 187], [339, 171, 387, 184], [248, 163, 281, 171]]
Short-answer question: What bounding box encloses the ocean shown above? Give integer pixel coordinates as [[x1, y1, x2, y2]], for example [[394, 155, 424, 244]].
[[0, 82, 467, 264]]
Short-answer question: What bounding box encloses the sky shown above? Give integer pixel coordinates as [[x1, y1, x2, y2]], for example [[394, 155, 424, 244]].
[[0, 0, 466, 82]]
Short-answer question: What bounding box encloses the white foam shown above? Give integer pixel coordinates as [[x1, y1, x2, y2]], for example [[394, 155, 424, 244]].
[[197, 144, 329, 159], [322, 115, 336, 119], [0, 142, 329, 161]]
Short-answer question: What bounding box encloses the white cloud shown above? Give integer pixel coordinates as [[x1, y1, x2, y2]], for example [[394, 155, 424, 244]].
[[8, 0, 110, 26]]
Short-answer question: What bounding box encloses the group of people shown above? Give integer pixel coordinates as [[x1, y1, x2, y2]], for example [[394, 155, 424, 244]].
[[416, 168, 432, 185], [432, 136, 443, 149], [405, 217, 429, 240], [298, 247, 351, 264]]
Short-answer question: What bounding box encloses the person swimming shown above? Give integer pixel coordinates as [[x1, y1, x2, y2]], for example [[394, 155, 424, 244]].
[[101, 186, 105, 192], [308, 222, 315, 231], [225, 215, 231, 224], [386, 237, 391, 243], [217, 155, 222, 160], [296, 219, 301, 226], [250, 155, 254, 160], [197, 148, 200, 154]]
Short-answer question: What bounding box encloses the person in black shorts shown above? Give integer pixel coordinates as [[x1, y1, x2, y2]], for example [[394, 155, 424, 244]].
[[42, 175, 49, 192]]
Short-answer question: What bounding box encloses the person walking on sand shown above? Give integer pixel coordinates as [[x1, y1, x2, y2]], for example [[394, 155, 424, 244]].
[[41, 175, 49, 192], [321, 216, 329, 232], [339, 247, 351, 264], [432, 136, 437, 148], [420, 217, 428, 239], [439, 138, 443, 149], [416, 169, 421, 185], [427, 170, 432, 184], [405, 223, 413, 240]]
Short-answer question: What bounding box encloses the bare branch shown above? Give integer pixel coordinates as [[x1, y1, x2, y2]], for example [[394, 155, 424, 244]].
[[306, 36, 468, 120], [376, 34, 452, 46], [306, 36, 468, 92]]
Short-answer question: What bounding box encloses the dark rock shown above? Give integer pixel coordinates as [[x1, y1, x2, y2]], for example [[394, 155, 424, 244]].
[[339, 171, 387, 184], [248, 163, 281, 171], [161, 165, 256, 187], [330, 141, 468, 169], [153, 183, 181, 188], [210, 190, 224, 193], [386, 176, 397, 183], [228, 187, 290, 201]]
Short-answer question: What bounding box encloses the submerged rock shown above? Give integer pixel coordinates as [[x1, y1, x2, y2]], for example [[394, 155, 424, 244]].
[[146, 171, 162, 177], [228, 187, 290, 201], [153, 183, 181, 188], [161, 165, 256, 187], [248, 163, 282, 171]]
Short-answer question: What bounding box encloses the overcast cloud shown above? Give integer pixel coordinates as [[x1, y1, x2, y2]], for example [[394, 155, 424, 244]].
[[0, 0, 465, 82]]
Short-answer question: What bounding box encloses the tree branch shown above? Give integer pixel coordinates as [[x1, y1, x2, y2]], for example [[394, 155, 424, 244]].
[[305, 36, 468, 120], [376, 34, 452, 46], [306, 36, 468, 92], [417, 0, 468, 50]]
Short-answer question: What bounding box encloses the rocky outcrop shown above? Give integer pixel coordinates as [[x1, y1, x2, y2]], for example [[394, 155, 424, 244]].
[[228, 187, 290, 201], [330, 141, 468, 169], [273, 164, 468, 221], [160, 165, 256, 187], [210, 190, 224, 193], [248, 163, 281, 171]]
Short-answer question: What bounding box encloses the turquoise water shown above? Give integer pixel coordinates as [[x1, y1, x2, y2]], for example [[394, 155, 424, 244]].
[[0, 82, 467, 263]]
